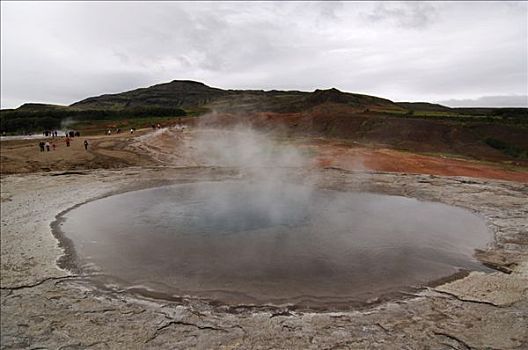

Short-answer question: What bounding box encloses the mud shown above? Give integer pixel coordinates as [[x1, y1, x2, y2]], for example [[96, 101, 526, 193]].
[[1, 166, 527, 349]]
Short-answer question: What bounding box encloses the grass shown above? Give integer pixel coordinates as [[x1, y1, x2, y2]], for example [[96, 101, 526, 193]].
[[368, 107, 528, 125], [485, 138, 527, 159], [185, 107, 211, 117], [69, 115, 190, 135]]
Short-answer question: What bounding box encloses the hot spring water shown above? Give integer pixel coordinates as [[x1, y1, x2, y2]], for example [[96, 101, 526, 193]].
[[58, 181, 491, 309]]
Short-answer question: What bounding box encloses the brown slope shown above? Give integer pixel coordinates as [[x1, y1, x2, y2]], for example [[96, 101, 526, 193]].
[[196, 102, 528, 166]]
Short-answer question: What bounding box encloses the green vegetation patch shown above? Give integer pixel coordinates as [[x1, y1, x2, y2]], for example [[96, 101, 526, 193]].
[[69, 116, 188, 135], [0, 107, 186, 134], [485, 138, 527, 159]]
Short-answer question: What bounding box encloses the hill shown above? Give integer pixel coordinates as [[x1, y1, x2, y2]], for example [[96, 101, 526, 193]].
[[71, 80, 229, 110], [70, 80, 402, 114], [1, 79, 527, 165], [16, 103, 68, 112], [397, 102, 452, 112]]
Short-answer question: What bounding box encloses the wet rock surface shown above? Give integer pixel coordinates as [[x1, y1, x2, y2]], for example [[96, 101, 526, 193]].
[[1, 167, 527, 349]]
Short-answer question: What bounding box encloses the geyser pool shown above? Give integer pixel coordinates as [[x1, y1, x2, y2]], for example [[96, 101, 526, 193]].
[[59, 181, 491, 309]]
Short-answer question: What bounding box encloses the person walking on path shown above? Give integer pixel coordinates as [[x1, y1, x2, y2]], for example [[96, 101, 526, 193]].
[[65, 137, 70, 147], [39, 141, 45, 152], [52, 142, 56, 151], [45, 141, 50, 152], [84, 139, 89, 150]]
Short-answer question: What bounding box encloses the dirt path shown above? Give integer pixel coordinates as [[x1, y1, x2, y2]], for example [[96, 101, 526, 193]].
[[0, 130, 154, 174]]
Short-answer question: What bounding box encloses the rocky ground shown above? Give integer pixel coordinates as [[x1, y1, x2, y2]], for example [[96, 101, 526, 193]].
[[1, 128, 527, 349]]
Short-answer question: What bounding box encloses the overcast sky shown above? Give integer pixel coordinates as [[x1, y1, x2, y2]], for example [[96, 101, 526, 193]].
[[1, 1, 527, 109]]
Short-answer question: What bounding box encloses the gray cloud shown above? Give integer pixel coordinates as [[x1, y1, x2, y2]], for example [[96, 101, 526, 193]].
[[365, 2, 439, 29], [1, 1, 527, 108]]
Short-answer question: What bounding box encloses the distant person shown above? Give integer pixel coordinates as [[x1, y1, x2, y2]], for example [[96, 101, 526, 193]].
[[65, 137, 71, 147], [107, 129, 112, 135], [52, 142, 56, 151], [130, 128, 135, 134], [45, 141, 50, 152], [75, 131, 80, 137], [84, 140, 89, 150], [39, 141, 45, 152], [116, 128, 121, 134], [151, 124, 155, 130], [157, 123, 161, 129]]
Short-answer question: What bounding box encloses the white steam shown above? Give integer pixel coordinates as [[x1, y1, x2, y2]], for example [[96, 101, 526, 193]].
[[166, 117, 318, 228], [191, 126, 307, 169], [60, 117, 77, 130]]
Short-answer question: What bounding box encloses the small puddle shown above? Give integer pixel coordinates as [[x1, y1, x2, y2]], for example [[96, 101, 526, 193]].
[[58, 181, 492, 309]]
